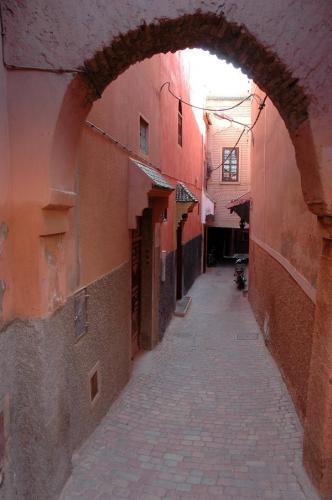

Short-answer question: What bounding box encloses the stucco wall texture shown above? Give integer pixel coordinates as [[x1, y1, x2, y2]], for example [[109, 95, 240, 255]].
[[1, 1, 332, 496], [0, 263, 131, 500], [77, 52, 203, 288], [249, 242, 315, 422], [250, 92, 321, 288], [249, 94, 320, 421], [0, 49, 205, 498], [0, 34, 11, 325], [159, 251, 176, 337], [1, 0, 332, 321]]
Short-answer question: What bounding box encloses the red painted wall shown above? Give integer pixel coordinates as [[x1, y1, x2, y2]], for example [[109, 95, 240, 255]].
[[76, 52, 204, 288], [77, 57, 161, 287], [249, 89, 321, 420], [0, 36, 11, 322], [250, 90, 321, 287], [160, 51, 205, 252]]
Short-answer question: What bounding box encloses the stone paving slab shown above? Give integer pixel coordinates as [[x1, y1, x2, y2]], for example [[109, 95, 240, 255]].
[[60, 267, 319, 500]]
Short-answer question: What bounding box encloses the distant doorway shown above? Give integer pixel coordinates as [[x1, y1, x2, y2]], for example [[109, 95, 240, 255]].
[[207, 226, 249, 265]]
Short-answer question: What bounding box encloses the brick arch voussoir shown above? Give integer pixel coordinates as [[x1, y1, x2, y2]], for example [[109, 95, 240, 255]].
[[81, 11, 309, 133]]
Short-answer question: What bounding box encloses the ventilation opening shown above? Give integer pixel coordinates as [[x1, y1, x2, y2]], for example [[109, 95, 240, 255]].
[[89, 364, 100, 404]]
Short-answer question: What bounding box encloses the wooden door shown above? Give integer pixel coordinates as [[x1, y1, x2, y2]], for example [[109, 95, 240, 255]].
[[131, 219, 142, 358]]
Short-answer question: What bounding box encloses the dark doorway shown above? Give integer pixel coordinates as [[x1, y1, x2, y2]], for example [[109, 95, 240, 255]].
[[207, 227, 249, 265]]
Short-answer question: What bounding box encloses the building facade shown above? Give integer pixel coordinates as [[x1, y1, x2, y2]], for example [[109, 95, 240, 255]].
[[206, 96, 251, 262], [0, 49, 206, 499], [1, 2, 332, 496]]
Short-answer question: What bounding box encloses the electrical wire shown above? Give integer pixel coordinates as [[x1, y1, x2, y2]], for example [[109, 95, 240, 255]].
[[210, 95, 267, 173], [85, 120, 162, 171], [212, 112, 250, 130], [160, 81, 260, 112], [210, 129, 246, 173]]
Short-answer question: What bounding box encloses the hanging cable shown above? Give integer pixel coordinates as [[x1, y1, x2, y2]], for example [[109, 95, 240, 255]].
[[210, 95, 267, 173], [85, 120, 162, 171], [160, 81, 260, 112], [210, 129, 246, 173], [212, 112, 251, 130]]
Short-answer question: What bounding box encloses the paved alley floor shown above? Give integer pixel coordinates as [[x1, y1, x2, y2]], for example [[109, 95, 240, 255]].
[[60, 267, 318, 500]]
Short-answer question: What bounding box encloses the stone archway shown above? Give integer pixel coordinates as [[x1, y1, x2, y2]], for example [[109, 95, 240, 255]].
[[52, 16, 331, 496], [53, 12, 325, 214], [49, 16, 332, 496], [2, 2, 332, 496]]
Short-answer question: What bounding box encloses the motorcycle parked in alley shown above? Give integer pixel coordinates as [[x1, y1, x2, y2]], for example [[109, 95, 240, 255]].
[[234, 257, 248, 290]]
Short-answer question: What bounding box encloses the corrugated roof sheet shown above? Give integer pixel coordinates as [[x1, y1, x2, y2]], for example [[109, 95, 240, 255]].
[[176, 182, 198, 203], [131, 159, 174, 191]]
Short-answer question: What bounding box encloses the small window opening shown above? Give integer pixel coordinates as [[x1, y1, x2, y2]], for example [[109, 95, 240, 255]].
[[90, 369, 99, 402], [178, 100, 183, 147], [139, 116, 149, 155]]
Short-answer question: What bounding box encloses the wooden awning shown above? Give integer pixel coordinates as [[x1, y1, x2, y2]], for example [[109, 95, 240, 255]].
[[128, 158, 174, 229], [226, 191, 251, 224]]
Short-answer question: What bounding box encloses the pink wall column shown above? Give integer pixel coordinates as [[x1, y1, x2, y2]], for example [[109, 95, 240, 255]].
[[3, 71, 90, 320], [0, 39, 12, 323]]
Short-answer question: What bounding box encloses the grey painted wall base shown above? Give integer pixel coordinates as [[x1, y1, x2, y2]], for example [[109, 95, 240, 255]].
[[159, 250, 176, 338], [183, 235, 202, 295], [0, 262, 131, 500], [159, 235, 202, 338]]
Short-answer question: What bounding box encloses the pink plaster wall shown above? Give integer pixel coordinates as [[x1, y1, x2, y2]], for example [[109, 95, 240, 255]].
[[249, 89, 321, 421], [159, 51, 204, 252], [3, 1, 332, 214], [76, 52, 204, 288], [1, 0, 331, 321], [0, 37, 11, 322], [250, 90, 321, 288], [76, 56, 162, 287]]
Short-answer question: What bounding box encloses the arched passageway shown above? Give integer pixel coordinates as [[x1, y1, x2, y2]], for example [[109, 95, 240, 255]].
[[1, 1, 332, 497]]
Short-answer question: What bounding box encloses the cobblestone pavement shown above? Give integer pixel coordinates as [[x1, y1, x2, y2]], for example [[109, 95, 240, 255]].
[[60, 267, 319, 500]]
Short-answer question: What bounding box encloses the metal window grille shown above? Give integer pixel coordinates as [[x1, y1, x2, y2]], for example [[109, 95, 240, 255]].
[[222, 147, 239, 182]]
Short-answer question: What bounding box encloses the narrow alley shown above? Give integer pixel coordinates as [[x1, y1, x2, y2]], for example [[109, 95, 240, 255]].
[[60, 267, 318, 500]]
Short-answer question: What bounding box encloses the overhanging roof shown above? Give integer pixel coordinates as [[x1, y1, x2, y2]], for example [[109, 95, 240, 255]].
[[226, 191, 251, 210], [128, 158, 174, 229], [226, 191, 251, 224], [131, 159, 174, 191], [176, 182, 198, 203]]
